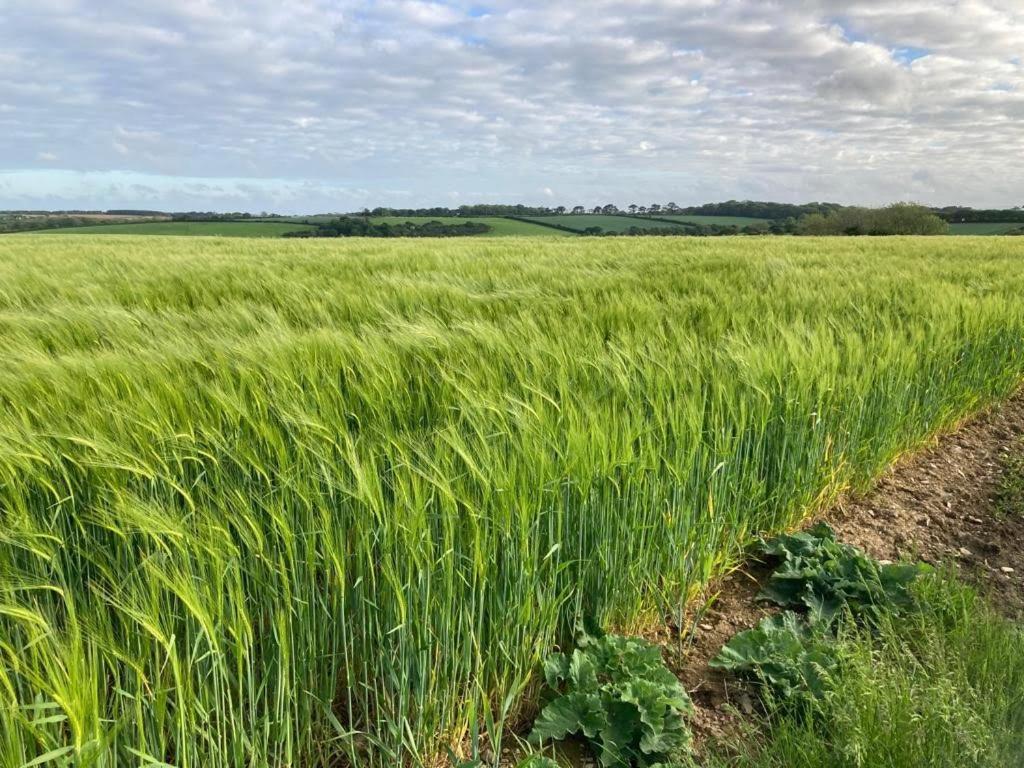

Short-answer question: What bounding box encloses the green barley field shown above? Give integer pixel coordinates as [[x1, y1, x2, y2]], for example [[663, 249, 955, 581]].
[[0, 235, 1022, 767]]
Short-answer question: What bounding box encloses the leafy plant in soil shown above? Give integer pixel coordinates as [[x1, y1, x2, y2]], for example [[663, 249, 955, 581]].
[[757, 523, 929, 626], [995, 442, 1024, 519], [530, 630, 693, 767], [708, 612, 838, 710], [711, 525, 931, 714]]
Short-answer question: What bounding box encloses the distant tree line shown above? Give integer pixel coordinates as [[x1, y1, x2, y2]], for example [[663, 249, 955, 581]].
[[170, 211, 275, 221], [365, 204, 555, 218], [359, 200, 849, 222], [284, 218, 491, 238], [933, 207, 1024, 224], [674, 200, 843, 219]]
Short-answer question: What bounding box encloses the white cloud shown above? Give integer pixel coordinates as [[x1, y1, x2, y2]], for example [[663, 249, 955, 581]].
[[0, 0, 1022, 210]]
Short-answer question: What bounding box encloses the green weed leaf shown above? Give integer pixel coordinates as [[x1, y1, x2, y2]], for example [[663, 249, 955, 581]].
[[530, 633, 692, 766], [758, 523, 929, 626], [532, 691, 606, 740], [710, 612, 838, 708]]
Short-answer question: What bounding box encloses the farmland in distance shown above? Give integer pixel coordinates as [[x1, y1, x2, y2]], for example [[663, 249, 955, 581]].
[[656, 213, 772, 227], [31, 220, 318, 237], [367, 215, 574, 236], [948, 222, 1024, 235], [11, 214, 1024, 239], [520, 213, 693, 232]]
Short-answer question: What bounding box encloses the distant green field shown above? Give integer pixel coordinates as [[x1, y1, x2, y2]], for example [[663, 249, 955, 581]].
[[262, 215, 343, 225], [32, 221, 317, 237], [948, 222, 1024, 235], [522, 214, 692, 233], [367, 216, 573, 237], [658, 214, 772, 227]]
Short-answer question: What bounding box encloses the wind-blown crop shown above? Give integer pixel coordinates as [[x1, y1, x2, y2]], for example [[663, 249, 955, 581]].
[[0, 235, 1021, 766]]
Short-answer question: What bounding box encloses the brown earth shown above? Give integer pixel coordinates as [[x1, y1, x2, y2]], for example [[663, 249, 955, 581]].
[[678, 390, 1024, 756], [827, 395, 1024, 620]]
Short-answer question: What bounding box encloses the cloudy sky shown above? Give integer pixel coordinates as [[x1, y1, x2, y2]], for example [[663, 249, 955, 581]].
[[1, 0, 1022, 212]]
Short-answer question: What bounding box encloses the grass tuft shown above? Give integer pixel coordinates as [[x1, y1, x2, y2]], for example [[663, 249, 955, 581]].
[[707, 574, 1024, 768]]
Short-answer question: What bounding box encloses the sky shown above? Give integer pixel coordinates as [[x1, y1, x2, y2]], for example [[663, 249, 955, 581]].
[[1, 0, 1022, 213]]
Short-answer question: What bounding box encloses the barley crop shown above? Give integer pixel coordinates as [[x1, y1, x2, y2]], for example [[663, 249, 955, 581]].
[[0, 235, 1021, 766]]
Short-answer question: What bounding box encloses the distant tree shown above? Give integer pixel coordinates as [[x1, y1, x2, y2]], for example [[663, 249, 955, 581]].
[[798, 213, 836, 235], [601, 204, 618, 215], [628, 204, 638, 214], [637, 206, 648, 215], [591, 206, 602, 214], [798, 203, 948, 236], [872, 202, 948, 234], [649, 203, 661, 214], [555, 206, 566, 215], [571, 206, 585, 215], [666, 202, 680, 213]]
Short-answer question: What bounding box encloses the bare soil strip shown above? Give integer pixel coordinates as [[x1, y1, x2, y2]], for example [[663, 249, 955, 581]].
[[678, 390, 1024, 754]]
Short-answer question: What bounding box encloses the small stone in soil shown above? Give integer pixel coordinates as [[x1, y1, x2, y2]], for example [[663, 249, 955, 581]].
[[958, 547, 973, 558], [699, 623, 714, 631], [1001, 567, 1015, 574], [738, 693, 754, 715]]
